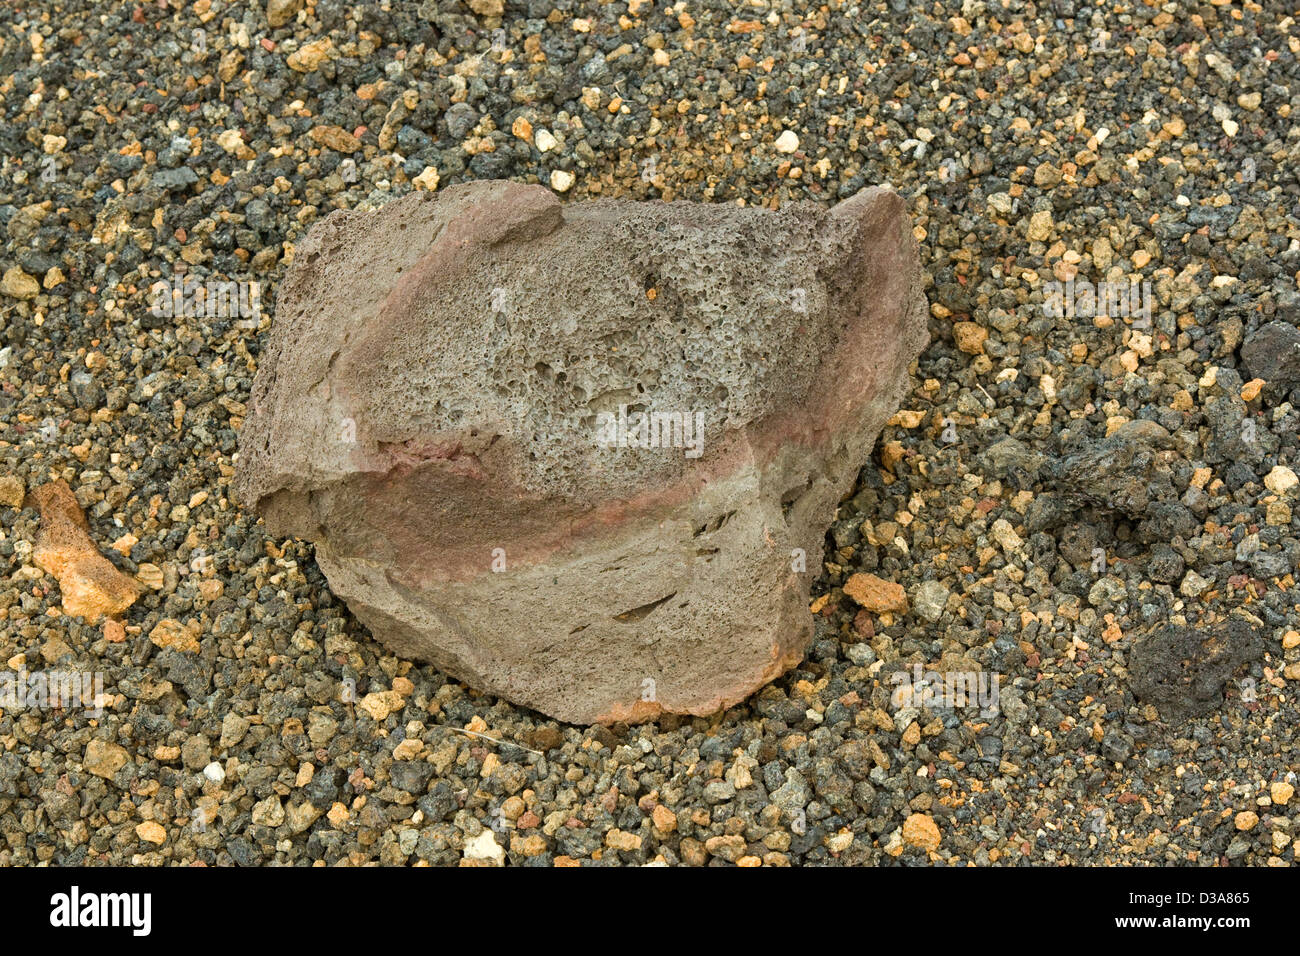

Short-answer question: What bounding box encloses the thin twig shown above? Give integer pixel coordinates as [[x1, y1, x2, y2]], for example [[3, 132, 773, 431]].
[[444, 725, 542, 756]]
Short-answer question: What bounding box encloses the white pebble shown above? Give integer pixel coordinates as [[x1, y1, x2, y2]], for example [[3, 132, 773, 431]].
[[1265, 466, 1298, 495], [774, 130, 800, 154], [464, 829, 504, 864], [550, 169, 575, 192]]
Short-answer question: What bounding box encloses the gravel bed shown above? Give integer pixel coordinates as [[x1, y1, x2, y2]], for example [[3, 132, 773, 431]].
[[1, 0, 1298, 866]]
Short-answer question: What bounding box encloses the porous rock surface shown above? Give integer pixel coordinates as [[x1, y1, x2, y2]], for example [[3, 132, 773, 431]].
[[1129, 617, 1265, 720], [236, 180, 928, 724]]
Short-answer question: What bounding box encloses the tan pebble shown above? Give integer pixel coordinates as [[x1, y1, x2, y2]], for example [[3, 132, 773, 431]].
[[704, 834, 745, 860], [266, 0, 302, 27], [550, 169, 575, 192], [990, 518, 1023, 553], [652, 804, 677, 833], [1264, 466, 1297, 494], [84, 739, 129, 779], [359, 690, 402, 721], [136, 563, 164, 589], [880, 441, 905, 472], [287, 38, 333, 72], [1026, 209, 1053, 242], [889, 409, 926, 428], [136, 821, 167, 845], [512, 834, 548, 856], [501, 795, 526, 820], [217, 129, 255, 160], [952, 321, 988, 355], [149, 618, 201, 653], [309, 125, 359, 153], [251, 796, 285, 827], [774, 130, 800, 154], [1, 267, 40, 300], [843, 573, 908, 613], [0, 475, 24, 508], [393, 738, 423, 760], [605, 829, 642, 851], [327, 802, 350, 827], [902, 813, 941, 852]]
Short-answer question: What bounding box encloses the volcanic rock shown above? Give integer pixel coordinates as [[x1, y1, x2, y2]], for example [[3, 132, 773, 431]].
[[236, 180, 928, 723], [1129, 617, 1265, 720], [1241, 320, 1300, 394]]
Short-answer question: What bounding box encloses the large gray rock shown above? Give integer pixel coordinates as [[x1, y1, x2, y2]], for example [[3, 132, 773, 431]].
[[235, 180, 928, 724]]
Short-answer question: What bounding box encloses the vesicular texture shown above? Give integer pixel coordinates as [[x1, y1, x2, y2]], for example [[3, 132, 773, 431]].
[[235, 180, 928, 724]]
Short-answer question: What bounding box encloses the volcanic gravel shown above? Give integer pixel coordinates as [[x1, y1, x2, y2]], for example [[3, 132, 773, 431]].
[[1, 0, 1299, 866]]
